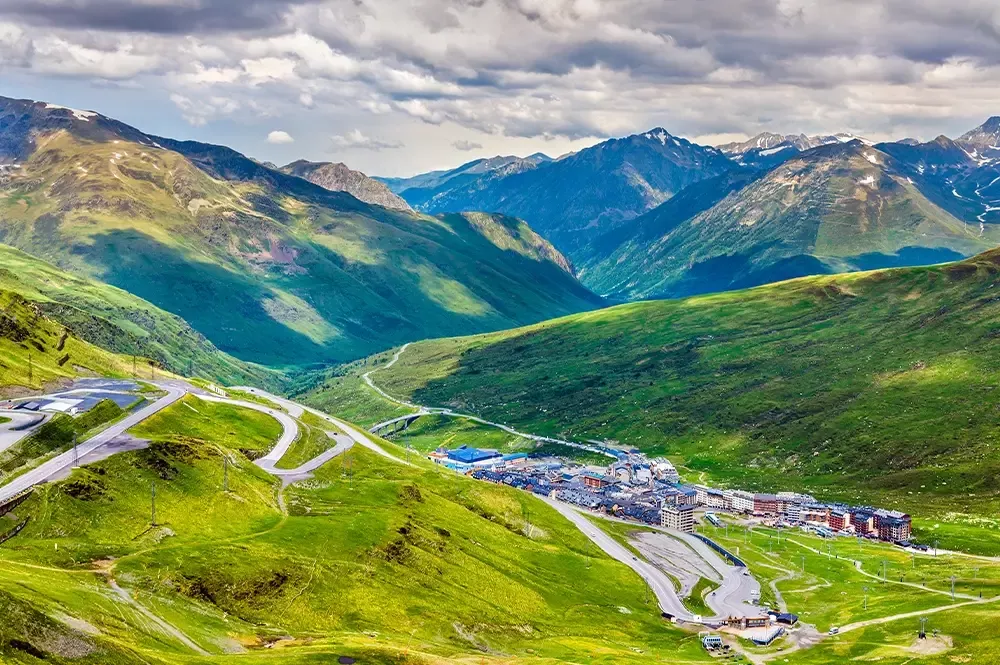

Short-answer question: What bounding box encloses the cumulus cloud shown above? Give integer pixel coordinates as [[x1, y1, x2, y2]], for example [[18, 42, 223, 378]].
[[267, 129, 294, 143], [331, 129, 402, 151], [452, 139, 483, 151], [6, 0, 1000, 169]]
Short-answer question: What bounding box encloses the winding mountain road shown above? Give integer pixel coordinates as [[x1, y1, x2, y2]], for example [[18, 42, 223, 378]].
[[231, 387, 413, 467], [579, 508, 762, 620], [0, 385, 185, 503], [542, 497, 695, 619], [0, 410, 50, 454], [365, 345, 616, 459], [195, 394, 300, 472]]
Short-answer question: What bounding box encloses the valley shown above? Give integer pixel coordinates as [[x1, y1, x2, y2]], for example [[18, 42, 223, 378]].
[[0, 97, 603, 368], [4, 88, 1000, 665], [4, 314, 1000, 664], [308, 250, 1000, 542]]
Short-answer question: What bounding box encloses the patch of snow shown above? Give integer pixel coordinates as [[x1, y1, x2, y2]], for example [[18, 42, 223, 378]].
[[917, 164, 925, 174], [152, 142, 163, 149], [906, 177, 915, 184], [77, 166, 88, 174], [643, 129, 668, 145], [864, 152, 880, 165], [44, 103, 97, 122], [952, 188, 970, 200], [857, 175, 876, 187], [760, 146, 790, 156]]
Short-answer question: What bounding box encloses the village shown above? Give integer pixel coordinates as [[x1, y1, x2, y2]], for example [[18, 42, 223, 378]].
[[427, 443, 914, 545]]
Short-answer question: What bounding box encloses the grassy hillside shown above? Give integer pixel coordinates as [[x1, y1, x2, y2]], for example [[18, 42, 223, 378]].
[[328, 250, 1000, 522], [584, 141, 1000, 300], [0, 97, 601, 368], [0, 243, 274, 387], [0, 286, 134, 394], [0, 399, 709, 665], [411, 129, 733, 258]]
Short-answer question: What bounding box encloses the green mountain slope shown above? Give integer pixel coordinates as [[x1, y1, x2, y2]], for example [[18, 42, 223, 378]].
[[0, 400, 703, 665], [404, 128, 734, 259], [0, 243, 272, 387], [338, 249, 1000, 514], [0, 96, 601, 368], [0, 283, 134, 393], [584, 141, 1000, 300]]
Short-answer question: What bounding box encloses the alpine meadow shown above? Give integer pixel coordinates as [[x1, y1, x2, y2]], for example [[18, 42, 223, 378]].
[[5, 2, 1000, 665]]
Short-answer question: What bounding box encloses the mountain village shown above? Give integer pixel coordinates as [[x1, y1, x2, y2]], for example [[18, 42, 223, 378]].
[[428, 443, 914, 544]]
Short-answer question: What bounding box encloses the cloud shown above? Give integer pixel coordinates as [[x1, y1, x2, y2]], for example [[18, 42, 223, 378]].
[[0, 0, 315, 34], [452, 139, 483, 151], [7, 0, 1000, 170], [267, 129, 294, 143], [170, 93, 240, 126], [331, 129, 402, 151]]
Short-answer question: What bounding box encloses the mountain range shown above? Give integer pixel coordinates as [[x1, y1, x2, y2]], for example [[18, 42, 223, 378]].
[[0, 96, 602, 371], [384, 120, 1000, 301], [7, 91, 1000, 378]]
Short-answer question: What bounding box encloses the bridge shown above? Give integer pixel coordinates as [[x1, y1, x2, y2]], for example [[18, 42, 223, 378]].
[[369, 412, 426, 437]]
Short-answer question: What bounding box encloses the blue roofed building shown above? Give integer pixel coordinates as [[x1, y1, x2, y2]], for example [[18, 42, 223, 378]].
[[446, 445, 502, 464]]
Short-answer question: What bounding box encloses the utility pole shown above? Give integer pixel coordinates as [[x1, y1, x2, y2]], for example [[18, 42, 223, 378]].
[[150, 481, 157, 527], [933, 539, 939, 557], [919, 617, 928, 639], [132, 354, 137, 378], [881, 559, 888, 582], [950, 575, 956, 601], [223, 456, 229, 492], [800, 554, 806, 573], [27, 351, 33, 385], [863, 585, 869, 610]]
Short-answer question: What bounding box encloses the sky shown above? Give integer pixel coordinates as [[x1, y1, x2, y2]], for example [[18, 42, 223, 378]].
[[4, 0, 1000, 176]]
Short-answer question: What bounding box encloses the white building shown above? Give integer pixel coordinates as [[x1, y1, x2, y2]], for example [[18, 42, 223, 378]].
[[650, 458, 680, 483], [727, 489, 755, 514], [661, 503, 695, 532], [694, 484, 727, 509]]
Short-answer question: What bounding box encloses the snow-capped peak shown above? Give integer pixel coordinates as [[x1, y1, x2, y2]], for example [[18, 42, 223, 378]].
[[44, 103, 98, 122], [643, 128, 671, 145]]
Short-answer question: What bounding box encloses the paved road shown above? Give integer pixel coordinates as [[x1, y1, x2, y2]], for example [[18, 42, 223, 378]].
[[0, 385, 185, 503], [195, 394, 300, 472], [583, 509, 762, 619], [364, 344, 767, 619], [365, 344, 618, 459], [361, 344, 420, 409], [0, 410, 49, 454], [234, 387, 413, 467], [541, 497, 696, 620], [673, 530, 762, 617]]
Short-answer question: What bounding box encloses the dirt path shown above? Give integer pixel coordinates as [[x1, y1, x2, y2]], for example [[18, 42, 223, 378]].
[[361, 343, 419, 409], [838, 594, 1000, 634], [107, 578, 207, 655], [785, 537, 977, 600]]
